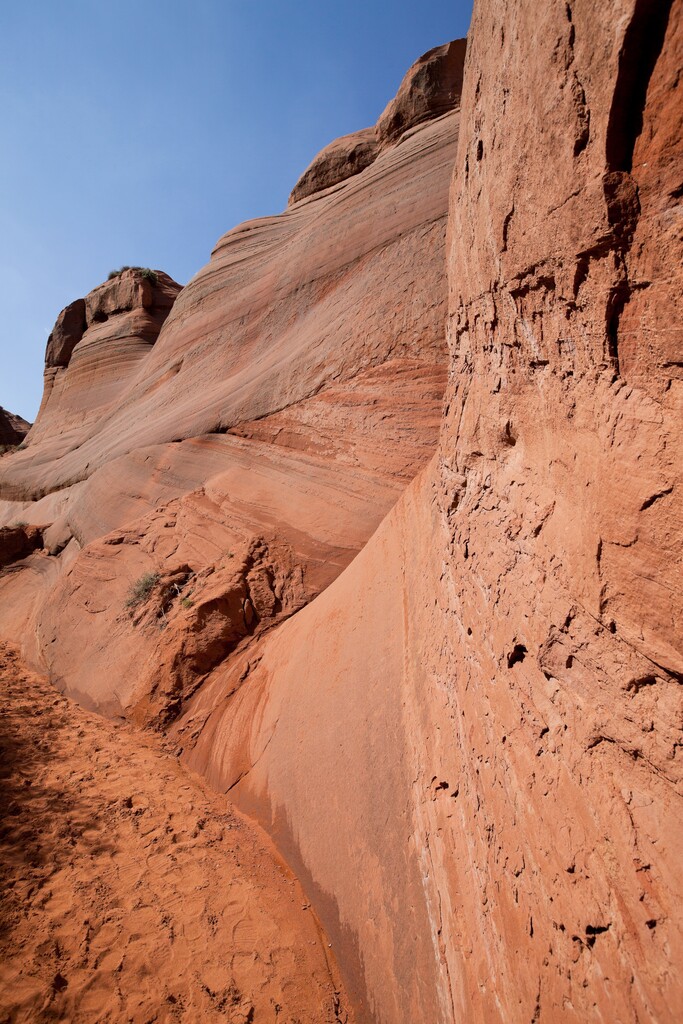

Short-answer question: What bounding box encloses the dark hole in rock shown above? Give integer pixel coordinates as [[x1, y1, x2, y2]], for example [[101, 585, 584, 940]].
[[507, 644, 527, 668]]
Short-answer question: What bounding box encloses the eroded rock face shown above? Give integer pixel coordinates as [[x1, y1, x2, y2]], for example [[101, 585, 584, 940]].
[[25, 268, 182, 461], [0, 42, 460, 738], [289, 127, 380, 205], [429, 9, 682, 1019], [0, 52, 462, 1019], [0, 524, 42, 568], [45, 298, 86, 368], [0, 407, 31, 446], [377, 39, 466, 147], [0, 83, 456, 508]]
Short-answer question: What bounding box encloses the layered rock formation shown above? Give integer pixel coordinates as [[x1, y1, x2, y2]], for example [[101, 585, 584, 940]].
[[0, 40, 462, 734], [1, 6, 681, 1024], [27, 268, 182, 461]]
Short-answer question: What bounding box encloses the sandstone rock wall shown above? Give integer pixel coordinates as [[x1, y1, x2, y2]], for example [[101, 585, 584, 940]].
[[173, 3, 682, 1021], [427, 3, 683, 1016], [17, 269, 182, 473], [0, 11, 680, 1024]]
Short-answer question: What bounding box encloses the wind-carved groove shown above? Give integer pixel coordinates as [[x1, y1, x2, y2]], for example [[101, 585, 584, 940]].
[[605, 0, 674, 173], [562, 4, 590, 157], [599, 0, 673, 374]]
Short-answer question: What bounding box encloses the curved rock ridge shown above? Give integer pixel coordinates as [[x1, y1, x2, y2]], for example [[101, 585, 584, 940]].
[[289, 38, 465, 205], [0, 89, 456, 511], [0, 407, 31, 447], [289, 127, 380, 206], [376, 39, 466, 146]]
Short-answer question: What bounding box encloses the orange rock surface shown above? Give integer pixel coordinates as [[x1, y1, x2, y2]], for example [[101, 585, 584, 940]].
[[1, 7, 681, 1023]]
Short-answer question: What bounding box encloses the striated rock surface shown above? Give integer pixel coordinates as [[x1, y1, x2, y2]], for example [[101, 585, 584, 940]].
[[0, 40, 464, 1024], [0, 62, 457, 509], [27, 268, 182, 460], [0, 407, 31, 447], [0, 41, 461, 742]]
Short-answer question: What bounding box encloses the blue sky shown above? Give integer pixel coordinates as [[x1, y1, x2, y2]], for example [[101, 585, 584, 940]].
[[0, 1, 472, 421]]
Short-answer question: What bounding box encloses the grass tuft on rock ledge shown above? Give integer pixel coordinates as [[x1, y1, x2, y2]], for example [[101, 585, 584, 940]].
[[125, 572, 161, 610], [107, 266, 158, 284]]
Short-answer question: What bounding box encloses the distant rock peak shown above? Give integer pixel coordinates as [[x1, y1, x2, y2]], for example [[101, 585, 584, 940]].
[[288, 37, 466, 205], [45, 267, 182, 369], [0, 407, 31, 447]]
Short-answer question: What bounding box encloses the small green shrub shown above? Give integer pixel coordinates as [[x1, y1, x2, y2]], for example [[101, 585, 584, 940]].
[[12, 520, 28, 528], [180, 596, 194, 609], [125, 571, 160, 609], [107, 265, 158, 284]]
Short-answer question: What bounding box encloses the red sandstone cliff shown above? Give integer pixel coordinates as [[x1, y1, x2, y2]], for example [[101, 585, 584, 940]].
[[0, 7, 681, 1023]]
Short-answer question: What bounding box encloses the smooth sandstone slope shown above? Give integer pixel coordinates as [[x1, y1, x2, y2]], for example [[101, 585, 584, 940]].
[[0, 43, 463, 721], [173, 2, 682, 1022]]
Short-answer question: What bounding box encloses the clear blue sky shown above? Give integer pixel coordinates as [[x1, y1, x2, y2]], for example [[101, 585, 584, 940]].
[[0, 0, 472, 421]]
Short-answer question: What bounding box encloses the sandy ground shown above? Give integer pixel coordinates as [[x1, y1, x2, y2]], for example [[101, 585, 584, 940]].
[[0, 643, 350, 1024]]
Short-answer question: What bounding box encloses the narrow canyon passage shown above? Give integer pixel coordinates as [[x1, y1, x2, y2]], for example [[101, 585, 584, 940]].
[[0, 643, 351, 1024]]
